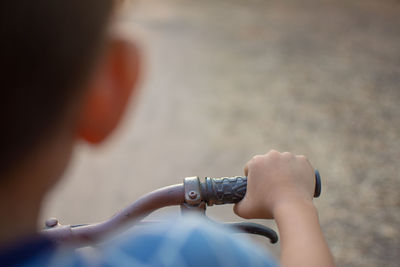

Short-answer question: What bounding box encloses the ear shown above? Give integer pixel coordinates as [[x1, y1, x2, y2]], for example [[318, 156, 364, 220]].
[[77, 38, 140, 144]]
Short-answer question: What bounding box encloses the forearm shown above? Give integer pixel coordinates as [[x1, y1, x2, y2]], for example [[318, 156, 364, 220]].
[[274, 200, 335, 267]]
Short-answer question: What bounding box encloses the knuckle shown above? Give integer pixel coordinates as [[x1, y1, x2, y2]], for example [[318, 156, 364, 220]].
[[267, 149, 280, 158], [253, 155, 263, 160], [247, 156, 264, 170], [297, 154, 306, 160], [282, 152, 294, 158], [250, 155, 263, 165], [268, 149, 279, 154], [247, 160, 258, 169]]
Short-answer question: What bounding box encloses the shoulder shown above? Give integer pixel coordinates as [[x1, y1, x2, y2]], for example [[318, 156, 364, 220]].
[[99, 215, 278, 267]]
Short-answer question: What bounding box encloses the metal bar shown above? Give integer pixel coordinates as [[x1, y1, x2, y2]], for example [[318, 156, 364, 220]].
[[42, 184, 184, 242]]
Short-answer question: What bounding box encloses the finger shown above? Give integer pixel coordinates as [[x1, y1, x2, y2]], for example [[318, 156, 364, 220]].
[[267, 149, 279, 155], [282, 152, 295, 159], [296, 155, 314, 171], [233, 201, 251, 219]]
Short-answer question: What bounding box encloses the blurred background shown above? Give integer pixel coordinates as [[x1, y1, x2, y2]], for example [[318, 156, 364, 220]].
[[41, 0, 400, 266]]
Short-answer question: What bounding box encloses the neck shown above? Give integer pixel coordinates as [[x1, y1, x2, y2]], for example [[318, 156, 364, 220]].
[[0, 128, 75, 247], [0, 108, 78, 247], [0, 177, 43, 246]]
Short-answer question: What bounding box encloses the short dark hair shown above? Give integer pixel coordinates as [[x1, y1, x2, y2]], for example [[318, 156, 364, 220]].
[[0, 0, 115, 175]]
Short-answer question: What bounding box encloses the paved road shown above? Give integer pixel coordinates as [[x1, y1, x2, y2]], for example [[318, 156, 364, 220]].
[[42, 0, 400, 266]]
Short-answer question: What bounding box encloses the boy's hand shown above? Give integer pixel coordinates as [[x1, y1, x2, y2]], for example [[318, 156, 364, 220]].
[[234, 150, 316, 219], [234, 150, 335, 266]]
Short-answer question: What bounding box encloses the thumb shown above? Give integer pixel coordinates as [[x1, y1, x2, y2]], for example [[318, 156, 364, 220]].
[[233, 199, 252, 219]]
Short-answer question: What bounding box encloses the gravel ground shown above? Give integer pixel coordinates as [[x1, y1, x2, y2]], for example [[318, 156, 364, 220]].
[[42, 0, 400, 266]]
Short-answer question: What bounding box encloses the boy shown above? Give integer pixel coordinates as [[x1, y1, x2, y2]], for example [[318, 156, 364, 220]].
[[0, 0, 334, 266]]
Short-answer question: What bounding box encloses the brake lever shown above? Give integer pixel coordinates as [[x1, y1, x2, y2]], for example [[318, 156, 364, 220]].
[[223, 222, 278, 244]]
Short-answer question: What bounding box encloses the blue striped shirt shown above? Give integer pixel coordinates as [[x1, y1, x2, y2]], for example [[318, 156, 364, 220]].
[[1, 215, 278, 267]]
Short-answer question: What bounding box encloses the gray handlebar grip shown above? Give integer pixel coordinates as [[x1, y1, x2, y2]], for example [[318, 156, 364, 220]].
[[203, 170, 321, 206], [202, 176, 247, 206]]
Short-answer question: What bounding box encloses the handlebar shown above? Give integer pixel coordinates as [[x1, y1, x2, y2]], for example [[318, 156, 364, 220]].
[[198, 169, 321, 206], [42, 170, 322, 244]]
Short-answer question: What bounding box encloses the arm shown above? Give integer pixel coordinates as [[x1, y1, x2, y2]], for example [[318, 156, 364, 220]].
[[274, 199, 334, 266], [234, 150, 335, 267]]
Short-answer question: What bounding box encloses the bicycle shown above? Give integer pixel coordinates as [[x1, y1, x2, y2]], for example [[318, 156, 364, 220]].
[[42, 170, 322, 245]]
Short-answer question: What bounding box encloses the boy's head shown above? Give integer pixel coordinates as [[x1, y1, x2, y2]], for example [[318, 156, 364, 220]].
[[0, 1, 139, 188]]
